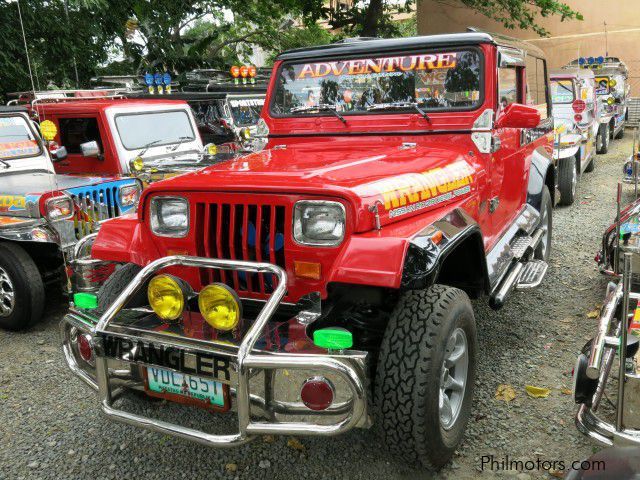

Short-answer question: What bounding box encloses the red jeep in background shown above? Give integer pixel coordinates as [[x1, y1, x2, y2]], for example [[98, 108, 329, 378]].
[[28, 97, 222, 183], [61, 33, 554, 470]]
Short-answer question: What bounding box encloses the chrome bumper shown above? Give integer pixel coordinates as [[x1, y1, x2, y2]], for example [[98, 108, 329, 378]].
[[61, 255, 369, 446]]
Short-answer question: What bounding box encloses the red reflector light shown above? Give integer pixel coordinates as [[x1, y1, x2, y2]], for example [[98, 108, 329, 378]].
[[300, 376, 334, 411], [574, 114, 583, 123], [77, 334, 94, 363], [572, 99, 586, 113]]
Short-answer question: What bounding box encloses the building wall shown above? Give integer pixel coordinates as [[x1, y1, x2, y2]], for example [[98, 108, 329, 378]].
[[417, 0, 640, 95]]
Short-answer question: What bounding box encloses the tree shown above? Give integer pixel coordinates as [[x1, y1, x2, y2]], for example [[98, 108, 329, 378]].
[[320, 0, 582, 38]]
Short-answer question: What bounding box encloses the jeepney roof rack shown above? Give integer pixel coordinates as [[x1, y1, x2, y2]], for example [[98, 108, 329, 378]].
[[7, 88, 133, 106], [182, 68, 271, 93]]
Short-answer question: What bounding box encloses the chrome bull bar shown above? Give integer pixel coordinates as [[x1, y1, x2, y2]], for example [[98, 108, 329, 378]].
[[82, 255, 366, 446]]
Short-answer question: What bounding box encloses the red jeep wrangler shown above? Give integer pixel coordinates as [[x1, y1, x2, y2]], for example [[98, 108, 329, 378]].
[[61, 33, 554, 469]]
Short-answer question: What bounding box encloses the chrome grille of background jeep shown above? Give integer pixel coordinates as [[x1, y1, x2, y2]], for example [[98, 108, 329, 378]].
[[70, 187, 120, 240], [194, 201, 286, 296]]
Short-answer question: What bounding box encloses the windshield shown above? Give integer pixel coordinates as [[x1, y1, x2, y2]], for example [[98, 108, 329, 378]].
[[0, 116, 41, 160], [595, 76, 611, 95], [115, 110, 196, 150], [228, 97, 264, 127], [550, 79, 575, 104], [271, 49, 482, 116]]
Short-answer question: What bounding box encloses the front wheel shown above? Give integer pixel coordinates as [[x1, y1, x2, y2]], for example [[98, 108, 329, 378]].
[[0, 243, 45, 330], [596, 124, 609, 154], [557, 155, 577, 206], [534, 186, 552, 261], [375, 285, 477, 470]]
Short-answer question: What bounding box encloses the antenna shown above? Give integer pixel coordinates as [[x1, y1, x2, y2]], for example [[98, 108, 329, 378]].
[[14, 0, 36, 94], [604, 21, 609, 57]]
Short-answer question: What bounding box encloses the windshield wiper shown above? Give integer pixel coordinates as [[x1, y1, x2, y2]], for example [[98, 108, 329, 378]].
[[290, 104, 347, 124], [137, 139, 162, 157], [169, 136, 193, 152], [0, 158, 9, 169], [366, 101, 431, 122]]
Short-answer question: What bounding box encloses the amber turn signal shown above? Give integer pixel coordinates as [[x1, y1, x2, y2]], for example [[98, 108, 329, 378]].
[[294, 261, 321, 280]]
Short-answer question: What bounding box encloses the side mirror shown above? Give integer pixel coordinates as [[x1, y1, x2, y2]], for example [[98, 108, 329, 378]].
[[495, 103, 541, 129], [52, 146, 68, 162], [80, 140, 101, 158]]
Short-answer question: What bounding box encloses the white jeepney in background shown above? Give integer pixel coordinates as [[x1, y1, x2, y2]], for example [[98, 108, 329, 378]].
[[551, 68, 598, 206]]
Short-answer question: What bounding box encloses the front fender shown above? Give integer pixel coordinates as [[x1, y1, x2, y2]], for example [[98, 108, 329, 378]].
[[553, 145, 580, 161], [91, 214, 160, 266], [527, 146, 555, 211], [0, 217, 59, 244]]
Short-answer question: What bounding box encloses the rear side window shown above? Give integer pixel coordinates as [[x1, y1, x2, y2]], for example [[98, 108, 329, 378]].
[[58, 117, 103, 154], [525, 57, 549, 120]]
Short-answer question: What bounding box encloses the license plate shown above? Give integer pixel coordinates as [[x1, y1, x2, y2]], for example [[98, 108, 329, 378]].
[[146, 367, 227, 409]]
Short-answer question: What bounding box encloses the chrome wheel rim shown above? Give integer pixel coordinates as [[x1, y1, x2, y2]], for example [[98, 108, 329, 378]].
[[439, 327, 468, 430], [0, 266, 15, 318]]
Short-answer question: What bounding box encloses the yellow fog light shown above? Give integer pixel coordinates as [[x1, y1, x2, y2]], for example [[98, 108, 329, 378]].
[[609, 79, 617, 88], [147, 275, 186, 321], [607, 96, 615, 106], [240, 127, 251, 140], [198, 283, 242, 331], [131, 156, 144, 172]]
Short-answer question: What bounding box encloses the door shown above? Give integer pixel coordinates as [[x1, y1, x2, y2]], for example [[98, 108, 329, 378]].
[[52, 115, 112, 175], [490, 54, 528, 238]]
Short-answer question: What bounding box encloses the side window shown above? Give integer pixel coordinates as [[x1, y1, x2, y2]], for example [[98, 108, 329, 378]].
[[58, 117, 103, 155], [525, 57, 549, 120], [498, 67, 518, 111]]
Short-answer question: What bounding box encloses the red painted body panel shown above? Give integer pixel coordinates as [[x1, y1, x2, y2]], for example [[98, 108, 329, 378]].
[[91, 41, 553, 303]]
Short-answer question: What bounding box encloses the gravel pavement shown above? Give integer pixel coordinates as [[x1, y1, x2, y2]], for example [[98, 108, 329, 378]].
[[0, 135, 634, 479]]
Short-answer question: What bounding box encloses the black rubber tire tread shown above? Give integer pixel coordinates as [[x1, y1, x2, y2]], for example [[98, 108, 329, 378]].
[[557, 156, 577, 206], [615, 125, 625, 140], [97, 263, 144, 312], [374, 284, 476, 470], [597, 124, 609, 154], [0, 242, 45, 330], [534, 186, 553, 261], [584, 154, 595, 173]]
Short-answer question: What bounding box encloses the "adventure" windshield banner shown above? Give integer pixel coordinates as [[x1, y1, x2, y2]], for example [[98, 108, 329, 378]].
[[297, 52, 458, 80]]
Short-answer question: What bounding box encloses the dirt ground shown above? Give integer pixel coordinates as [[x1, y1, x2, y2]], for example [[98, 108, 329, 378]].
[[0, 134, 634, 480]]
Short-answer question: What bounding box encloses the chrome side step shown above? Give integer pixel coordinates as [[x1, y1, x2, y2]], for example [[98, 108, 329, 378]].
[[489, 227, 548, 309]]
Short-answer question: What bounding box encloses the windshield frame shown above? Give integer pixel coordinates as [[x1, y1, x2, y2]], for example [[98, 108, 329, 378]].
[[0, 113, 44, 161], [113, 109, 196, 151], [227, 95, 265, 127], [550, 78, 576, 105], [268, 45, 485, 119]]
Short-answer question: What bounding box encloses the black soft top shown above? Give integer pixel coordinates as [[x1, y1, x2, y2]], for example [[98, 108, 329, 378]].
[[276, 32, 545, 61]]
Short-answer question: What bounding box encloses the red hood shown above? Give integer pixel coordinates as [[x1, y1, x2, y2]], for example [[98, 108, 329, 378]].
[[142, 137, 478, 232]]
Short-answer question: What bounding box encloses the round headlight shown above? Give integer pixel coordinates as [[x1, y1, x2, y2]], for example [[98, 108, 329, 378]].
[[131, 156, 144, 172], [148, 275, 185, 322], [198, 283, 242, 331]]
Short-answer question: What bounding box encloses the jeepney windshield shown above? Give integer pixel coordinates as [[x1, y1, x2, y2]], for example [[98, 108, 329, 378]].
[[228, 97, 264, 127], [115, 110, 196, 150], [595, 76, 611, 95], [0, 116, 41, 160], [271, 49, 482, 116], [550, 79, 575, 104]]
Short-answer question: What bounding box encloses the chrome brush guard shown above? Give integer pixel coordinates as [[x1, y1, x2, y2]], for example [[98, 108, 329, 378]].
[[61, 255, 368, 446]]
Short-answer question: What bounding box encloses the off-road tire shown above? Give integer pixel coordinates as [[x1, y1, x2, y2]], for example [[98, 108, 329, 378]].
[[374, 285, 477, 470], [596, 124, 609, 154], [97, 263, 145, 312], [557, 155, 578, 206], [0, 242, 44, 330], [534, 186, 553, 261]]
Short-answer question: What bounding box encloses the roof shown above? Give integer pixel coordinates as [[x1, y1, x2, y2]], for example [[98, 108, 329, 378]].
[[276, 31, 545, 61], [551, 68, 594, 79], [33, 98, 189, 114], [0, 106, 29, 114], [129, 91, 265, 102]]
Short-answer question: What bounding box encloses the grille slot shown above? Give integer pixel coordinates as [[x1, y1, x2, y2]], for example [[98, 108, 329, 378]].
[[196, 200, 287, 296], [70, 187, 120, 240]]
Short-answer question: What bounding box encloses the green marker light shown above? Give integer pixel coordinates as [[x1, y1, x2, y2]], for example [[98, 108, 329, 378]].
[[313, 327, 353, 350], [74, 292, 98, 310]]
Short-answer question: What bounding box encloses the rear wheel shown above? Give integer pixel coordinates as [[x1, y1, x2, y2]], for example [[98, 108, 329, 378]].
[[616, 124, 625, 139], [0, 243, 45, 330], [557, 155, 578, 206], [596, 124, 609, 154], [375, 285, 477, 470], [584, 154, 596, 173]]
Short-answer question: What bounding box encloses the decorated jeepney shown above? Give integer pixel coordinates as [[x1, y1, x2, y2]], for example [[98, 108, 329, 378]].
[[0, 106, 140, 330]]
